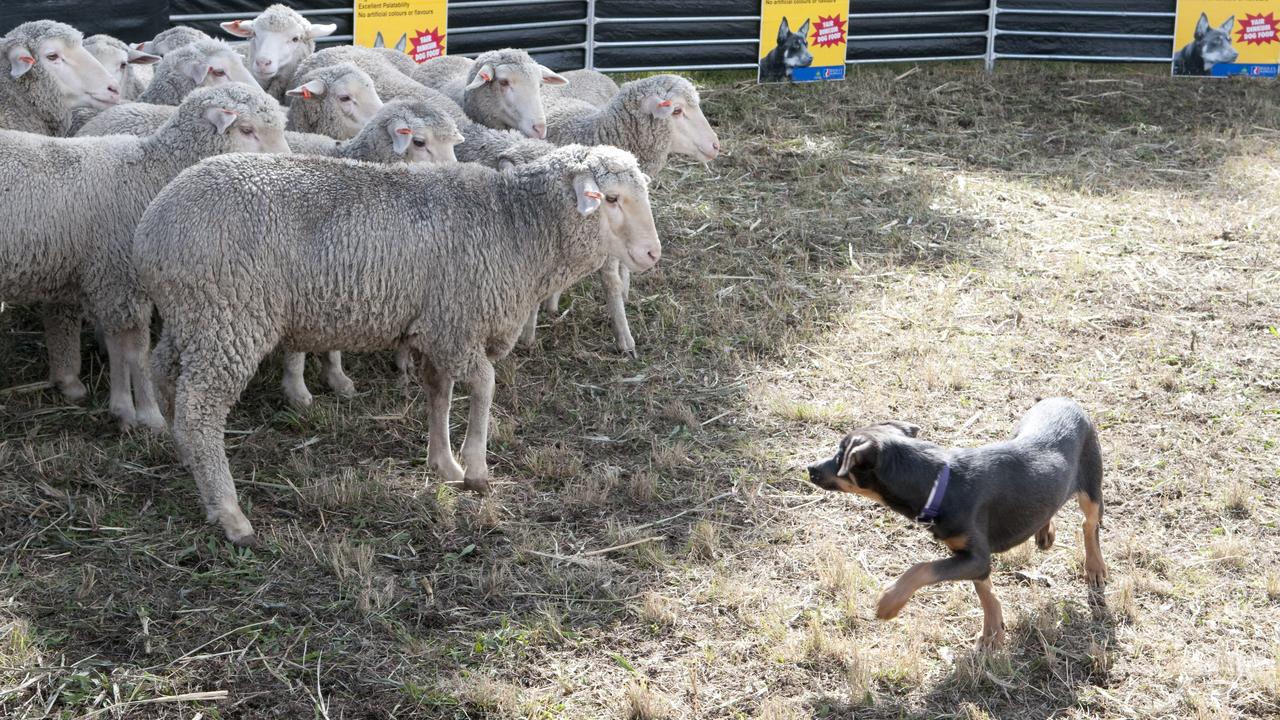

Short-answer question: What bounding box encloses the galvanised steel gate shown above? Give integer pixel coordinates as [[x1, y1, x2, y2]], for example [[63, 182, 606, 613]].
[[165, 1, 1177, 73]]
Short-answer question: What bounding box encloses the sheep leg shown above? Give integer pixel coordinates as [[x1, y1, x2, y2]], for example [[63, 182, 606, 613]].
[[460, 359, 494, 493], [542, 292, 561, 315], [421, 363, 465, 486], [151, 330, 180, 424], [171, 364, 258, 547], [103, 331, 137, 429], [395, 345, 414, 388], [120, 327, 165, 433], [281, 352, 314, 407], [620, 264, 631, 301], [322, 351, 356, 398], [519, 306, 539, 348], [42, 304, 87, 402], [600, 259, 636, 357]]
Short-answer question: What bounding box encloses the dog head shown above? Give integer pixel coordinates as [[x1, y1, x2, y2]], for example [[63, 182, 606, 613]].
[[806, 421, 921, 501], [775, 17, 813, 70], [1195, 13, 1239, 68]]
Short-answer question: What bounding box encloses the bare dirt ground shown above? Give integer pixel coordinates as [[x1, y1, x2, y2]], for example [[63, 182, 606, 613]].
[[2, 61, 1278, 719]]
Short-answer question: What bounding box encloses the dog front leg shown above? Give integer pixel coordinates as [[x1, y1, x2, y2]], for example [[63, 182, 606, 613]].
[[876, 550, 992, 621]]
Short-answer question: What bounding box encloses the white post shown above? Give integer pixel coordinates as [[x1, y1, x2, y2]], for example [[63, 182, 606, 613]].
[[985, 0, 997, 71], [585, 0, 597, 70]]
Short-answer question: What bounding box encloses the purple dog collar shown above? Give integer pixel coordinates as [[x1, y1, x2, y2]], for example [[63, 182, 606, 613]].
[[916, 464, 951, 523]]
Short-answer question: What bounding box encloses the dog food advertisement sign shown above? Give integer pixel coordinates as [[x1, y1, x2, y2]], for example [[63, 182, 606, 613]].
[[1173, 0, 1280, 76], [354, 0, 447, 63], [758, 0, 848, 83]]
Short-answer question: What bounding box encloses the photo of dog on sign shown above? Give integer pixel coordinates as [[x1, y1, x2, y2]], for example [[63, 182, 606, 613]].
[[757, 0, 847, 83], [1172, 1, 1280, 78]]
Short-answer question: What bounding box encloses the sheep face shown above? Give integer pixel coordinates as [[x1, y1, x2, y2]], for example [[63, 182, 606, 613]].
[[84, 36, 159, 100], [286, 67, 383, 139], [6, 26, 120, 109], [388, 112, 464, 164], [140, 27, 208, 57], [188, 84, 290, 154], [574, 150, 661, 273], [466, 61, 566, 139], [183, 46, 257, 90], [222, 5, 336, 84], [647, 88, 720, 163]]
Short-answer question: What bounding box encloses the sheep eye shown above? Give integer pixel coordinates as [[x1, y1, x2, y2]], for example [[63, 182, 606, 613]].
[[672, 107, 684, 116], [605, 194, 618, 204], [291, 36, 301, 43], [338, 95, 352, 102], [412, 138, 426, 147], [498, 78, 510, 88], [45, 53, 59, 61], [120, 62, 129, 69], [239, 126, 254, 136], [211, 68, 226, 77]]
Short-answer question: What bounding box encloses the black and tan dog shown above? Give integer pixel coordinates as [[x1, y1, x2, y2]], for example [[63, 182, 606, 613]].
[[807, 397, 1107, 648]]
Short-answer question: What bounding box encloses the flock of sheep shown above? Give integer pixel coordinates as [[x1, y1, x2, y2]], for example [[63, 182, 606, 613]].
[[0, 5, 722, 547]]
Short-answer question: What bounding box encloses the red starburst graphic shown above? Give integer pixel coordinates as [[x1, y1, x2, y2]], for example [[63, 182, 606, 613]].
[[810, 15, 847, 48], [411, 27, 445, 63], [1236, 13, 1279, 45]]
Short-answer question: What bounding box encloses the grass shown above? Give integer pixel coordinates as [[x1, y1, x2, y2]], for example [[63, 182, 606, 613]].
[[2, 60, 1279, 718]]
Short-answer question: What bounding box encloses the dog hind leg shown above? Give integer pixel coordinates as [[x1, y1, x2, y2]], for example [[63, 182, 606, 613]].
[[1035, 519, 1056, 550]]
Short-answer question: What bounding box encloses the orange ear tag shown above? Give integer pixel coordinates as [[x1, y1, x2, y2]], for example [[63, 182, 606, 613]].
[[584, 190, 603, 199], [19, 55, 35, 65], [658, 99, 673, 107], [480, 71, 492, 82], [396, 127, 412, 135], [301, 87, 313, 100]]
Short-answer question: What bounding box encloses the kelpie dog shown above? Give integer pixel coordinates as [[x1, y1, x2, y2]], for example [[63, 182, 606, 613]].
[[760, 17, 813, 82], [1174, 13, 1238, 76], [807, 398, 1107, 648]]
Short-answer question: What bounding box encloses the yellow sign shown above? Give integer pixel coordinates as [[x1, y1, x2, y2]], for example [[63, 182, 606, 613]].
[[1173, 0, 1280, 76], [354, 0, 447, 63], [758, 0, 847, 83]]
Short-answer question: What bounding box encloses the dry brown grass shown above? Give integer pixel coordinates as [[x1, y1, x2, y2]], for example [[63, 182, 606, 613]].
[[2, 61, 1279, 718]]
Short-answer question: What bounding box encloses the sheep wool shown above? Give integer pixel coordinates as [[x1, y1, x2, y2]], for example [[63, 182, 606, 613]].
[[0, 83, 289, 429], [284, 62, 382, 139], [545, 68, 619, 108], [135, 144, 659, 546], [84, 34, 158, 101], [0, 21, 114, 135], [138, 39, 256, 105], [140, 26, 211, 57]]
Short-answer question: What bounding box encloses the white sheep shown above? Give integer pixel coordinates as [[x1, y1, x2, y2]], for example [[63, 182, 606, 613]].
[[135, 144, 661, 546], [83, 34, 159, 101], [411, 48, 566, 138], [137, 39, 257, 104], [293, 46, 553, 168], [0, 83, 289, 428], [284, 62, 382, 139], [220, 4, 337, 100], [1, 20, 120, 135], [137, 26, 211, 57], [525, 74, 721, 355]]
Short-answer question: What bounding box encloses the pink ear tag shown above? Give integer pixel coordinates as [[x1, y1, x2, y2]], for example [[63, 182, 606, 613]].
[[396, 127, 412, 135], [658, 99, 673, 107], [19, 55, 35, 66], [301, 87, 313, 100], [480, 71, 492, 82], [584, 190, 603, 199]]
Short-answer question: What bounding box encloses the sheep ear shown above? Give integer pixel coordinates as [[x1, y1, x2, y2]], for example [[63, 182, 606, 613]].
[[187, 62, 211, 86], [572, 174, 603, 216], [643, 96, 676, 118], [451, 131, 465, 144], [539, 65, 568, 85], [286, 79, 327, 100], [465, 64, 495, 91], [7, 45, 36, 79], [836, 435, 877, 478], [127, 47, 161, 65], [220, 19, 255, 38], [308, 22, 338, 40], [205, 107, 239, 134], [390, 122, 413, 155]]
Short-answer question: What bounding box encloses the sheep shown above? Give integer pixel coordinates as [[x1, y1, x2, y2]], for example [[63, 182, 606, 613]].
[[137, 26, 211, 57], [524, 74, 721, 356], [76, 101, 173, 136], [135, 144, 661, 546], [284, 62, 382, 139], [410, 48, 566, 138], [281, 98, 465, 406], [285, 129, 339, 154], [544, 68, 619, 107], [138, 39, 257, 105], [1, 20, 120, 135], [294, 46, 553, 168], [0, 83, 289, 429], [83, 35, 160, 101], [220, 4, 337, 100]]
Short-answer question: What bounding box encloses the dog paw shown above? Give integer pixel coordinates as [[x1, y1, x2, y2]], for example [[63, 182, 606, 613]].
[[1085, 561, 1108, 588], [875, 591, 906, 620], [975, 625, 1006, 651]]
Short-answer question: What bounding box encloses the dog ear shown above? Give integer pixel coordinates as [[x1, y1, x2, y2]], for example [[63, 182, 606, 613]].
[[880, 420, 920, 438], [837, 434, 877, 478], [1219, 15, 1235, 34], [1195, 12, 1210, 40], [797, 19, 812, 38], [777, 17, 791, 44]]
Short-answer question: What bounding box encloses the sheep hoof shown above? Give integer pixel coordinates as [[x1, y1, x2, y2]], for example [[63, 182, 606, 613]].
[[135, 410, 168, 434], [284, 388, 314, 408], [326, 372, 357, 398], [463, 475, 490, 494], [57, 378, 88, 403], [229, 531, 261, 550]]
